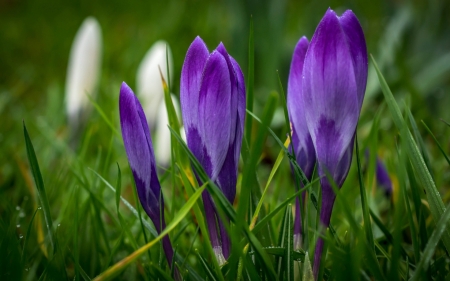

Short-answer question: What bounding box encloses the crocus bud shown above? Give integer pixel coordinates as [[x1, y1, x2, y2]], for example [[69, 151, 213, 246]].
[[136, 41, 176, 166], [136, 40, 173, 127], [119, 82, 177, 274], [65, 17, 102, 131], [300, 9, 367, 278], [287, 36, 317, 250], [180, 36, 245, 264], [376, 157, 392, 196]]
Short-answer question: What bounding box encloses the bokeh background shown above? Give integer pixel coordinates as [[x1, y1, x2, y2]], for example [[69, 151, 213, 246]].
[[1, 0, 450, 279]]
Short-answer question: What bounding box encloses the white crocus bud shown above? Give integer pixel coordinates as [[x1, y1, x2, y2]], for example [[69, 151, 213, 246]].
[[136, 40, 173, 127], [65, 17, 102, 127], [155, 94, 181, 165]]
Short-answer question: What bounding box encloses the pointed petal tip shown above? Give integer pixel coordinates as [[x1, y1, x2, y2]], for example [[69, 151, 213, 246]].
[[215, 42, 229, 58], [192, 36, 207, 47], [295, 36, 309, 50], [325, 7, 336, 16], [120, 81, 132, 95]]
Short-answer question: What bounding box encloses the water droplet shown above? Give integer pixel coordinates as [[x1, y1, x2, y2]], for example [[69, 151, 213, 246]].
[[16, 206, 20, 211], [19, 211, 25, 218], [16, 224, 20, 228], [19, 235, 23, 239], [25, 268, 29, 272], [38, 207, 42, 210], [57, 224, 61, 227]]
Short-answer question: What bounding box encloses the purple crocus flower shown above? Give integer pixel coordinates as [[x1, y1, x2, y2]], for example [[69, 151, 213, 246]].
[[299, 9, 367, 278], [287, 36, 317, 250], [119, 82, 178, 276], [180, 36, 245, 264], [376, 157, 393, 196]]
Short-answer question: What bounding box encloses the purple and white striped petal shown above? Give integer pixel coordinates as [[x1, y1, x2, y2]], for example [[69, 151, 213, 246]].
[[304, 9, 367, 279], [119, 82, 178, 277], [215, 43, 238, 144], [339, 10, 368, 108], [198, 51, 232, 181], [230, 56, 246, 168], [287, 36, 316, 180], [181, 36, 210, 161], [302, 8, 359, 177], [119, 82, 162, 225]]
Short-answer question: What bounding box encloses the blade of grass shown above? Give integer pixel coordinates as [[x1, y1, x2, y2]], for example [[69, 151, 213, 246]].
[[421, 120, 450, 166], [86, 94, 120, 137], [196, 249, 218, 281], [74, 186, 80, 281], [244, 16, 254, 146], [407, 107, 432, 174], [21, 207, 40, 266], [92, 183, 207, 281], [255, 247, 305, 261], [246, 110, 309, 188], [90, 169, 158, 236], [169, 125, 277, 280], [371, 54, 450, 252], [23, 122, 55, 256], [250, 138, 289, 229], [411, 202, 450, 281], [355, 135, 374, 251], [369, 208, 408, 258], [176, 164, 222, 279]]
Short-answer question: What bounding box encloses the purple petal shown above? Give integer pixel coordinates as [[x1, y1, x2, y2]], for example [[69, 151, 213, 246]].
[[215, 43, 238, 144], [333, 133, 355, 187], [119, 82, 162, 225], [302, 8, 359, 178], [216, 54, 245, 205], [230, 56, 246, 168], [181, 36, 210, 160], [376, 157, 393, 196], [287, 36, 316, 180], [339, 10, 368, 108], [198, 51, 232, 180], [216, 144, 237, 203]]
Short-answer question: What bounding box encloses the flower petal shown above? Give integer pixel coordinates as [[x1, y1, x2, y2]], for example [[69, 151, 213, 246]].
[[339, 10, 368, 108], [181, 37, 209, 163], [66, 17, 102, 124], [302, 8, 359, 176], [230, 56, 246, 167], [119, 82, 162, 224], [215, 43, 238, 144], [215, 54, 245, 204], [198, 51, 232, 180], [376, 157, 392, 196], [136, 40, 173, 126], [287, 36, 316, 179], [181, 36, 209, 134]]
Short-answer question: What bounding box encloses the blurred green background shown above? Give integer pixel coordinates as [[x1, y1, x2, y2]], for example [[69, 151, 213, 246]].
[[2, 0, 450, 195], [1, 0, 450, 279]]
